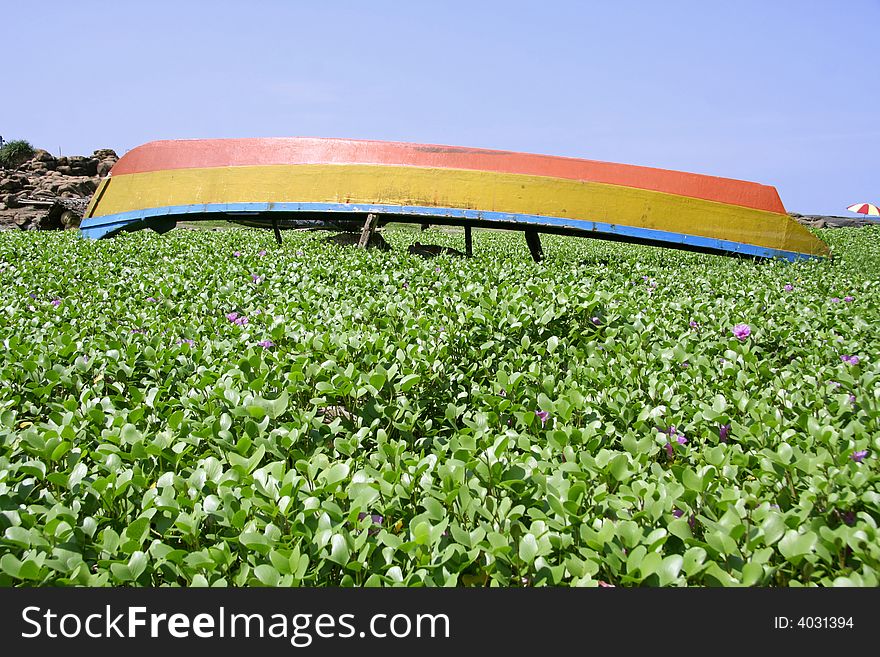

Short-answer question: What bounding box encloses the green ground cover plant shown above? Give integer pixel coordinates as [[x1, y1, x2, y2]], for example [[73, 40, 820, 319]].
[[0, 226, 877, 586]]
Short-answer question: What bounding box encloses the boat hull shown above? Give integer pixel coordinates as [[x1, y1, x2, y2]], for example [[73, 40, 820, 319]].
[[80, 138, 829, 260]]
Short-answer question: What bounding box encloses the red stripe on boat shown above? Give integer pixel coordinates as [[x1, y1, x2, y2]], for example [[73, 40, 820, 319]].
[[110, 137, 787, 214]]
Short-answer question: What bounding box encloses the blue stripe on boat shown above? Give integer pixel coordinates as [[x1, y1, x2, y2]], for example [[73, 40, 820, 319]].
[[79, 202, 820, 262]]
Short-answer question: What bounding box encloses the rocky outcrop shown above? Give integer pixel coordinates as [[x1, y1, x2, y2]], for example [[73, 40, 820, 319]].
[[790, 212, 878, 229], [0, 148, 117, 230]]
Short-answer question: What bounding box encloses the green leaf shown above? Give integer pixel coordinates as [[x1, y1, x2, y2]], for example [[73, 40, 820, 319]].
[[398, 374, 420, 392], [328, 534, 350, 566], [254, 564, 281, 586], [519, 533, 538, 563], [778, 530, 817, 560], [658, 555, 684, 586]]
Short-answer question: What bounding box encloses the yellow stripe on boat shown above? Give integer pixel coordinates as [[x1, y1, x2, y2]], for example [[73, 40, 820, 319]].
[[88, 163, 826, 257]]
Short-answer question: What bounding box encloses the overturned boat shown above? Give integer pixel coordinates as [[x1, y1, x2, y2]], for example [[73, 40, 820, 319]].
[[79, 137, 829, 261]]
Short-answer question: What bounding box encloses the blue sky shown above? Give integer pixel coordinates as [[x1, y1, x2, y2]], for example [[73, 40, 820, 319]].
[[4, 0, 878, 214]]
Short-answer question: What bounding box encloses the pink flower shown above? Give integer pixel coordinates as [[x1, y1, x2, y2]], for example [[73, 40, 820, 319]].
[[689, 320, 699, 329], [233, 251, 242, 257], [258, 250, 266, 257], [783, 284, 793, 292], [831, 297, 840, 303], [840, 354, 860, 366], [732, 323, 751, 341], [257, 339, 275, 348], [226, 312, 239, 322], [51, 298, 61, 307], [536, 410, 550, 427], [851, 450, 868, 463], [844, 296, 854, 303]]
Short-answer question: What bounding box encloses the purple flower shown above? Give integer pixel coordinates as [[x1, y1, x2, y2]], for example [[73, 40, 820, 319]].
[[649, 281, 657, 289], [665, 442, 674, 458], [233, 251, 241, 257], [844, 296, 854, 303], [851, 450, 868, 463], [840, 354, 860, 366], [842, 511, 856, 526], [358, 512, 384, 536], [677, 435, 687, 445], [435, 267, 441, 273], [234, 316, 249, 326], [402, 281, 409, 289], [178, 338, 195, 346], [783, 284, 793, 292], [28, 293, 37, 299], [673, 509, 684, 519], [689, 320, 699, 329], [257, 339, 275, 348], [591, 316, 601, 325], [732, 323, 751, 341], [680, 361, 690, 369], [831, 297, 840, 303], [687, 514, 697, 530], [296, 250, 304, 256], [849, 394, 856, 404], [719, 423, 731, 443], [129, 328, 145, 334], [536, 410, 550, 427], [830, 380, 841, 389], [358, 512, 384, 525], [258, 250, 266, 257], [51, 298, 61, 307], [226, 312, 239, 322], [251, 273, 264, 284], [146, 297, 157, 303]]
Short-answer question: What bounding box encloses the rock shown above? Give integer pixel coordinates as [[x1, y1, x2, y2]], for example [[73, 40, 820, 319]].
[[789, 212, 878, 229], [97, 159, 115, 176], [32, 149, 56, 164], [60, 210, 80, 229], [67, 156, 98, 176], [0, 145, 116, 231]]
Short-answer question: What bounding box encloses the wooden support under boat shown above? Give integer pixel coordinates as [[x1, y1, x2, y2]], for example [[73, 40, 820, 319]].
[[465, 225, 473, 258], [358, 213, 379, 248], [271, 216, 282, 245], [525, 229, 543, 262]]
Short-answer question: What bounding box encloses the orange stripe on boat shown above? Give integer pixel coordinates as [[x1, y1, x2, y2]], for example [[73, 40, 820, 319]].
[[110, 138, 787, 214]]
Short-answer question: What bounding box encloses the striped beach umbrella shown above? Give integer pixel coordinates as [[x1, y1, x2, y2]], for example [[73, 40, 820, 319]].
[[846, 202, 880, 217]]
